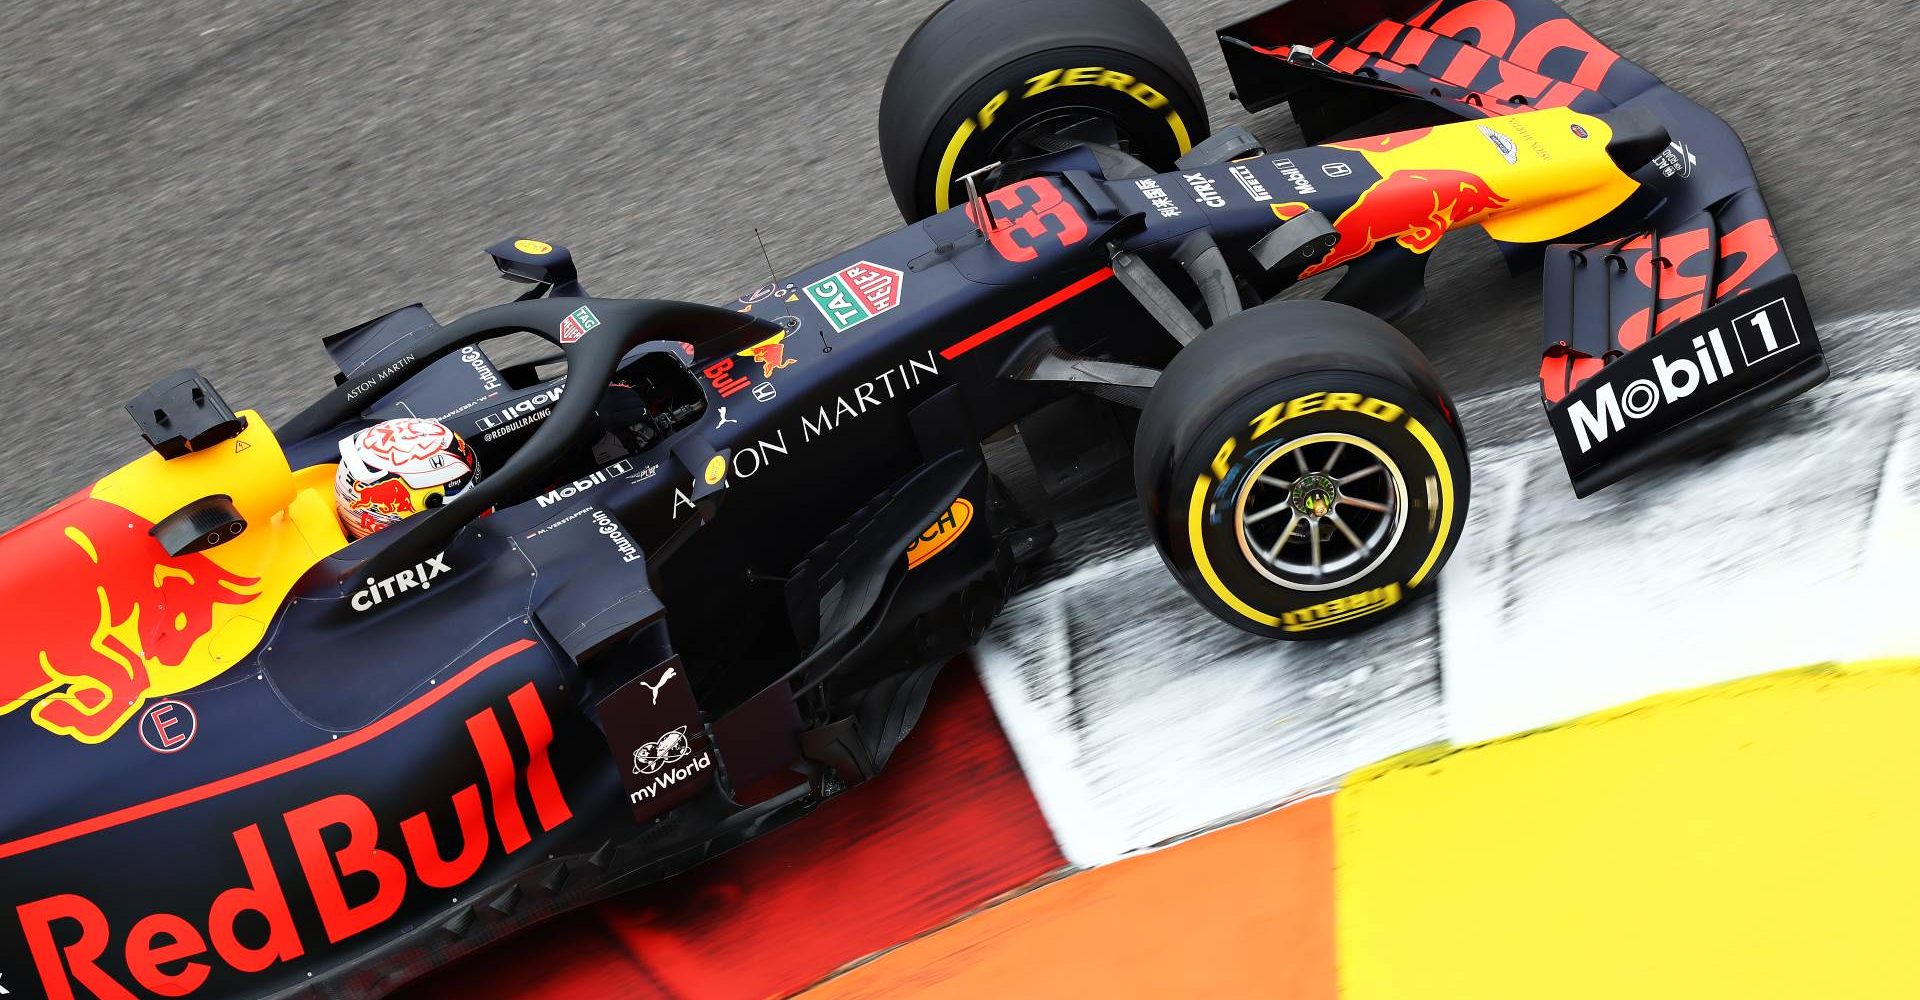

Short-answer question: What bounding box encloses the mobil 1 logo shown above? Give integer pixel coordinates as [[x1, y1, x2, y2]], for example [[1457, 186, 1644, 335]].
[[1549, 275, 1821, 476], [1728, 295, 1800, 365]]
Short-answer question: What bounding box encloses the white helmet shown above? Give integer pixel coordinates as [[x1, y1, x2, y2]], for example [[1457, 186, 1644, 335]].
[[334, 418, 480, 539]]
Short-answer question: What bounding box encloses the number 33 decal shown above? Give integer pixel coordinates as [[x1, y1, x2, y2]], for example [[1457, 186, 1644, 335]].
[[966, 177, 1090, 263]]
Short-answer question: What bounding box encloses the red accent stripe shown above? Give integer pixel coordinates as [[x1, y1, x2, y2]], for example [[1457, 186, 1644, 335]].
[[0, 638, 540, 862], [1327, 46, 1372, 74], [1391, 24, 1439, 66], [511, 683, 573, 832], [1357, 20, 1403, 55], [940, 268, 1115, 361], [469, 705, 533, 853], [402, 665, 1065, 1000]]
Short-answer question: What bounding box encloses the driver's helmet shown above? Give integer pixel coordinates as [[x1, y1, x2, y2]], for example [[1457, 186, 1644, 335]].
[[334, 418, 480, 539]]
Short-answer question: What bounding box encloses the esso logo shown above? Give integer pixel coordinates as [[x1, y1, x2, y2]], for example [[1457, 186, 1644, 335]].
[[139, 699, 198, 753]]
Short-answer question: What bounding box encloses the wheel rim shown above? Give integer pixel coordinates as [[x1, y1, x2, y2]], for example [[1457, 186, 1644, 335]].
[[1232, 433, 1409, 593]]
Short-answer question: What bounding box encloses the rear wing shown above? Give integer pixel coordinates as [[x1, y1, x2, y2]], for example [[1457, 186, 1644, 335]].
[[1218, 0, 1826, 496]]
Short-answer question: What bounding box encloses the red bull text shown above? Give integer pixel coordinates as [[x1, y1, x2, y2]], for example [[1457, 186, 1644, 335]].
[[14, 683, 570, 999]]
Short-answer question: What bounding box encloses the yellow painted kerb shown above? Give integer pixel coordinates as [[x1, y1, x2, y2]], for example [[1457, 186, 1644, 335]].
[[1336, 658, 1920, 1000]]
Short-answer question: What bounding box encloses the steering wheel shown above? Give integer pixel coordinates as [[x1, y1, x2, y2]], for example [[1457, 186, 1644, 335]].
[[282, 296, 781, 589]]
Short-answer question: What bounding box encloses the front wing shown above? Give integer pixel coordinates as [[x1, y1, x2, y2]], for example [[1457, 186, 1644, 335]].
[[1218, 0, 1828, 495]]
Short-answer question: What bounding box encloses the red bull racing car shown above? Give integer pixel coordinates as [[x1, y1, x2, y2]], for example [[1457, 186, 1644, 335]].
[[1, 0, 1822, 996]]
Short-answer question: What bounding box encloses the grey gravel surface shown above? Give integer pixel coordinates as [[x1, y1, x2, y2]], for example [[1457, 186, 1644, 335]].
[[0, 0, 1913, 529]]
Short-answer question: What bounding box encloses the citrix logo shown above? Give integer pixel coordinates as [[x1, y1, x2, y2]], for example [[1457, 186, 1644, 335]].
[[350, 554, 452, 612], [1568, 327, 1738, 453]]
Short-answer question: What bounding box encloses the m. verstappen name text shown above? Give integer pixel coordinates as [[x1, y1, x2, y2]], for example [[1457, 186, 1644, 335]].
[[14, 683, 571, 999]]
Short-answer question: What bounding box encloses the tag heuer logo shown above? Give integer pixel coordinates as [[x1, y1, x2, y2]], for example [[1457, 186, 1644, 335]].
[[806, 261, 904, 333], [558, 305, 601, 344]]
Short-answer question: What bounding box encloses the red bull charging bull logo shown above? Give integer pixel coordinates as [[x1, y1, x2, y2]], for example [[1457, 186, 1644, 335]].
[[1301, 168, 1508, 278], [347, 478, 416, 516], [739, 332, 797, 381], [0, 494, 260, 744]]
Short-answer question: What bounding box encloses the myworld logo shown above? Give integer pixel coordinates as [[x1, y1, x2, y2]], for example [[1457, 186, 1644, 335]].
[[1567, 298, 1799, 453], [628, 725, 713, 804]]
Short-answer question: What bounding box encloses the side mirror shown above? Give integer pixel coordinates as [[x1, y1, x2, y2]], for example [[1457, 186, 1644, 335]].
[[126, 369, 247, 460], [485, 237, 584, 296]]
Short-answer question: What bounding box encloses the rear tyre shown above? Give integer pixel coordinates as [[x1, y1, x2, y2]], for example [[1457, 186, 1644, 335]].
[[879, 0, 1209, 223], [1134, 300, 1470, 640]]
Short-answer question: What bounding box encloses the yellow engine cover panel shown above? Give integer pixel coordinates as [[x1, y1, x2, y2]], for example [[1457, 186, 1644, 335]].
[[0, 413, 345, 744]]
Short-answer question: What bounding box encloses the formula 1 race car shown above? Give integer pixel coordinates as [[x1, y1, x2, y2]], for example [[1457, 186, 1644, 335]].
[[1, 0, 1821, 997]]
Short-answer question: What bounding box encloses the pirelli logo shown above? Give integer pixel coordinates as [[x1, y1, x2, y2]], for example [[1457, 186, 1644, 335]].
[[1281, 583, 1403, 632]]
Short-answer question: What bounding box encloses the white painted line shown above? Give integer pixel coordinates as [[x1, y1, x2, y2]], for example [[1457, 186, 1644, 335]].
[[1440, 357, 1920, 741], [1852, 396, 1920, 662], [975, 578, 1442, 866], [973, 482, 1442, 867], [978, 309, 1917, 866]]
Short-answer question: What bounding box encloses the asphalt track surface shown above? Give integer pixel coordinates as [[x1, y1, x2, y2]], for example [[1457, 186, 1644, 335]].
[[0, 4, 1913, 997], [0, 0, 1914, 530]]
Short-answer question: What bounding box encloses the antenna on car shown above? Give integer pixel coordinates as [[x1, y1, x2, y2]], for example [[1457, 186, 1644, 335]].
[[959, 161, 1003, 236], [752, 228, 778, 284]]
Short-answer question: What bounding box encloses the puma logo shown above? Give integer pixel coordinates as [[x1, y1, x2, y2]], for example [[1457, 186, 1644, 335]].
[[640, 667, 677, 705]]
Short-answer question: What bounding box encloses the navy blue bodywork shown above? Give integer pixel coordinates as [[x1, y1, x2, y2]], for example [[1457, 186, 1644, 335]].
[[0, 0, 1827, 996]]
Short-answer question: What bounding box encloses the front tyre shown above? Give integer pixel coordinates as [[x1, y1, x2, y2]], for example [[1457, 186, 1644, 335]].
[[1135, 301, 1470, 640], [878, 0, 1209, 223]]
